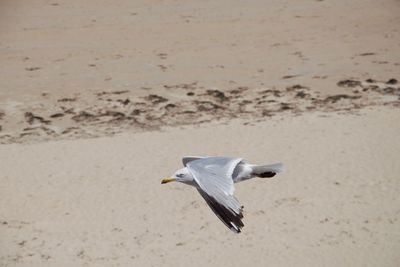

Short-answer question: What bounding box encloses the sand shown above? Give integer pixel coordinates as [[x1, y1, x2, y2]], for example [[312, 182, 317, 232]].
[[1, 0, 400, 266], [1, 0, 399, 100], [1, 0, 400, 144], [1, 107, 400, 266]]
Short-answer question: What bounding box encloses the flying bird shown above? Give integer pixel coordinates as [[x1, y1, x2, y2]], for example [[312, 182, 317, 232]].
[[161, 156, 283, 233]]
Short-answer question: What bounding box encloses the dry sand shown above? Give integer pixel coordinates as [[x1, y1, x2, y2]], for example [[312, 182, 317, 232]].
[[1, 0, 400, 266], [1, 107, 400, 266]]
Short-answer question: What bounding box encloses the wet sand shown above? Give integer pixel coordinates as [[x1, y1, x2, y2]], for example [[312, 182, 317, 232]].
[[1, 0, 400, 144]]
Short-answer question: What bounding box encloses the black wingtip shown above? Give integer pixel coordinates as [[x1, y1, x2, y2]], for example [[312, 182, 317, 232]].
[[197, 189, 245, 233], [230, 227, 241, 234], [258, 171, 276, 178]]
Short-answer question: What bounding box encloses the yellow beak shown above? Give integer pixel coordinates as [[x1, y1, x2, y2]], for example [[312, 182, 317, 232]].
[[161, 177, 176, 184]]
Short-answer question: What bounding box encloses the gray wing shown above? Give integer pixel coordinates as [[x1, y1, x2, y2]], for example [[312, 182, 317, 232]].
[[182, 156, 205, 167], [187, 157, 244, 233]]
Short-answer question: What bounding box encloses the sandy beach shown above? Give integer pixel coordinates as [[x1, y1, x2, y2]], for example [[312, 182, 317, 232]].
[[1, 107, 400, 266], [1, 0, 400, 266]]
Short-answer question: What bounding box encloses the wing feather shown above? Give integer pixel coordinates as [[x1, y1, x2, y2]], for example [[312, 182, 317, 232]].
[[182, 156, 205, 166], [197, 189, 243, 233], [187, 157, 244, 232]]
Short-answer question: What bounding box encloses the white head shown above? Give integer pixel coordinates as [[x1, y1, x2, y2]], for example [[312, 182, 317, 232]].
[[161, 167, 194, 185]]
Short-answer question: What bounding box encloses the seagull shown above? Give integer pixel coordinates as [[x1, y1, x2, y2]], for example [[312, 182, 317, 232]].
[[161, 156, 283, 233]]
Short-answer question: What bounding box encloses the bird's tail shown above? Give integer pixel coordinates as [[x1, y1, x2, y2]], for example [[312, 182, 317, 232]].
[[252, 163, 283, 178]]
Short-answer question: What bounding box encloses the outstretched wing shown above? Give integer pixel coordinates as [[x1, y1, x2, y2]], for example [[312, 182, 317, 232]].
[[187, 157, 244, 233]]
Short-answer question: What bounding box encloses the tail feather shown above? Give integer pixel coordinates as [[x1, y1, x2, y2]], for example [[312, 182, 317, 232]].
[[252, 163, 283, 178]]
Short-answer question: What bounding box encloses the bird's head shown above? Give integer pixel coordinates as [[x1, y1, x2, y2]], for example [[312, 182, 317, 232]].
[[161, 167, 193, 184]]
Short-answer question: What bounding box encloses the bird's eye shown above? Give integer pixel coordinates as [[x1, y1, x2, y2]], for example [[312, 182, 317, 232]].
[[176, 173, 184, 178]]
